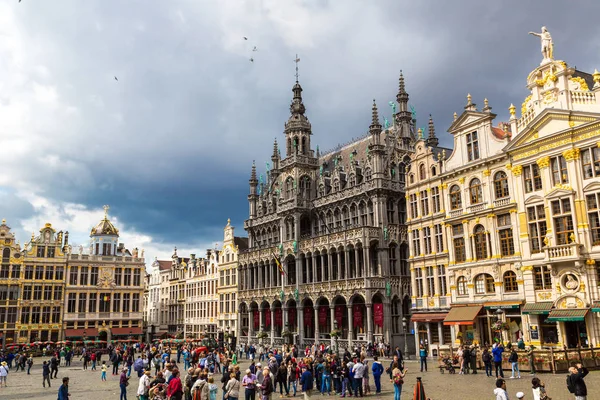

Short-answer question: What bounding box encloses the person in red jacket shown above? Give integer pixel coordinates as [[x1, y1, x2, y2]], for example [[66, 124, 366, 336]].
[[167, 368, 184, 400]]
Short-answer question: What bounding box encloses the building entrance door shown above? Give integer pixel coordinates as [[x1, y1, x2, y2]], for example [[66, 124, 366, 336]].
[[564, 321, 588, 348]]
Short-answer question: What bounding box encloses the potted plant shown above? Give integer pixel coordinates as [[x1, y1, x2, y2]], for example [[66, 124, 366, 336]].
[[330, 329, 342, 338]]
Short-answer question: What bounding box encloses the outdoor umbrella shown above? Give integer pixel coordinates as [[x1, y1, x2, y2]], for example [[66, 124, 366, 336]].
[[412, 377, 426, 400]]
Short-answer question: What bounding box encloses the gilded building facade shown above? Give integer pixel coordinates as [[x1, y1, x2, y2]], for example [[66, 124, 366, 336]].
[[0, 220, 24, 346], [409, 38, 600, 352], [63, 207, 145, 341], [217, 220, 248, 336], [185, 250, 219, 338], [238, 73, 414, 351], [18, 223, 68, 343]]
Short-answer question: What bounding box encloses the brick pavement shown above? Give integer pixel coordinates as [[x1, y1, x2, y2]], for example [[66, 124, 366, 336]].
[[1, 356, 597, 399]]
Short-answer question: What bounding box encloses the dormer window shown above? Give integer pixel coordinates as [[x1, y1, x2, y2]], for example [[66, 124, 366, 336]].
[[419, 164, 426, 180], [466, 131, 479, 161]]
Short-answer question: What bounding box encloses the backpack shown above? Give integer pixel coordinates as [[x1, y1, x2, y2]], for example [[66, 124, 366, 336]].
[[393, 372, 403, 386], [566, 375, 575, 394], [482, 352, 491, 363], [509, 352, 518, 363]]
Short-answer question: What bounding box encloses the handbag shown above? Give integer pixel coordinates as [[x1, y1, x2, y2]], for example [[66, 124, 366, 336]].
[[225, 381, 238, 399]]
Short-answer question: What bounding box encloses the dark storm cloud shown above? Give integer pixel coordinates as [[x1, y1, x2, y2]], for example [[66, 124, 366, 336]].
[[1, 0, 600, 258]]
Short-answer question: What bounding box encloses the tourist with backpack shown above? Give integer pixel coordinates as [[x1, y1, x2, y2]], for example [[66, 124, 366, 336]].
[[390, 362, 406, 400], [482, 347, 493, 377], [566, 363, 588, 400]]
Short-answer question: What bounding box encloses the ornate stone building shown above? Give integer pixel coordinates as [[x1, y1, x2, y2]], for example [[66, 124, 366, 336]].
[[18, 223, 68, 343], [63, 207, 145, 341], [238, 73, 414, 350], [0, 220, 25, 346], [217, 220, 248, 336], [409, 30, 600, 351], [185, 249, 219, 338]]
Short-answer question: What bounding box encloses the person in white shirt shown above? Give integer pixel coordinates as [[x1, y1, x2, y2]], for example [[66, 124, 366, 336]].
[[137, 370, 151, 400], [351, 360, 365, 397]]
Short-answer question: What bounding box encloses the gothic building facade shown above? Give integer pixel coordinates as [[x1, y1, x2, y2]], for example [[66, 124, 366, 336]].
[[237, 73, 415, 350]]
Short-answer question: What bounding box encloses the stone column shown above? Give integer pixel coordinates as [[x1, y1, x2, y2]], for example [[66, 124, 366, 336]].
[[314, 307, 320, 342], [283, 306, 288, 327], [355, 247, 361, 277], [249, 310, 255, 337], [438, 322, 444, 346], [366, 303, 373, 343], [298, 306, 305, 345], [383, 301, 391, 344], [270, 308, 275, 339], [258, 265, 263, 290], [346, 250, 352, 278], [330, 306, 336, 348], [347, 305, 354, 348], [259, 308, 264, 333], [337, 251, 342, 280]]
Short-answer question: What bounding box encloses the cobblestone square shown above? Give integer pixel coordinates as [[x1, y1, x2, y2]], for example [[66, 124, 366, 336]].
[[1, 357, 598, 400]]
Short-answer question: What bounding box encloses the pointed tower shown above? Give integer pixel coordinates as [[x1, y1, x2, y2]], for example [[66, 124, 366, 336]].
[[426, 114, 439, 147], [394, 70, 415, 143], [248, 161, 258, 219], [368, 100, 386, 178], [90, 205, 119, 256], [369, 99, 383, 140], [271, 138, 280, 170], [284, 58, 313, 157]]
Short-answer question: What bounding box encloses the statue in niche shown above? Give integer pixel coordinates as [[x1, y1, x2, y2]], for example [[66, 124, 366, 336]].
[[564, 274, 579, 291]]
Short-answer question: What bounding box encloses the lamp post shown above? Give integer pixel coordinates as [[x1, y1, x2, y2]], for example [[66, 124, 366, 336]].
[[333, 319, 339, 356], [495, 308, 505, 344], [402, 317, 409, 360]]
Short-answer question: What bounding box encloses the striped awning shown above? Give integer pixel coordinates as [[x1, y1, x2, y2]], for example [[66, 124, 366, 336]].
[[546, 309, 588, 322], [443, 305, 482, 326], [522, 302, 553, 315], [592, 301, 600, 312]]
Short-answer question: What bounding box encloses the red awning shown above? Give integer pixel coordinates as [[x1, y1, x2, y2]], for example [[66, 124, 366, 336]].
[[111, 327, 143, 336], [411, 313, 448, 322], [64, 328, 100, 337]]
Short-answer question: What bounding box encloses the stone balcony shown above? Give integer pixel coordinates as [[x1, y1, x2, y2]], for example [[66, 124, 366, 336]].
[[544, 243, 583, 261], [63, 311, 143, 321]]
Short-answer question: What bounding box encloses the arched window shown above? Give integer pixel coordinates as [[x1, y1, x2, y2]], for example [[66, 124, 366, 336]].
[[469, 178, 483, 204], [474, 273, 494, 294], [494, 171, 509, 199], [449, 185, 462, 210], [365, 168, 372, 181], [286, 177, 294, 199], [457, 276, 467, 295], [350, 204, 358, 225], [503, 271, 518, 292], [333, 179, 340, 192], [419, 163, 426, 180], [300, 176, 311, 200], [431, 166, 437, 176], [399, 163, 406, 184], [409, 174, 414, 184], [474, 225, 488, 260], [349, 174, 356, 187]]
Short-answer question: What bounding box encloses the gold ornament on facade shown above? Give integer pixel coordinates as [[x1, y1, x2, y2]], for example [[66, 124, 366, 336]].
[[586, 259, 596, 266], [562, 148, 580, 162], [570, 232, 577, 243], [521, 95, 532, 115], [511, 165, 523, 176], [536, 156, 550, 169], [535, 71, 557, 87], [505, 164, 512, 171], [509, 104, 516, 117], [458, 177, 465, 184], [569, 77, 589, 91], [483, 169, 491, 177]]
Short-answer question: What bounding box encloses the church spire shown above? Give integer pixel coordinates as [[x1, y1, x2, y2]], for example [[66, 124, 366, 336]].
[[250, 161, 257, 183], [272, 138, 279, 159], [284, 55, 312, 157], [426, 114, 439, 147], [396, 70, 409, 112], [369, 99, 382, 136]]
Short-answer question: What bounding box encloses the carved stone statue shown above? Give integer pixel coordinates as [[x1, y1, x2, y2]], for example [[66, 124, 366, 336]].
[[385, 281, 392, 297], [564, 274, 579, 290], [383, 117, 390, 129], [141, 249, 145, 258], [388, 101, 397, 115], [383, 227, 389, 241], [529, 27, 554, 61], [78, 245, 83, 255]]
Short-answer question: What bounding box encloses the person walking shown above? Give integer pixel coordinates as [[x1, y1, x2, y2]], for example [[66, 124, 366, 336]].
[[492, 344, 505, 378], [57, 377, 70, 400], [493, 378, 509, 400], [120, 367, 130, 400], [137, 370, 151, 400], [0, 361, 7, 387], [371, 356, 384, 394], [50, 354, 59, 379], [419, 345, 427, 372], [531, 377, 549, 400], [43, 361, 52, 388], [527, 346, 536, 375], [567, 363, 588, 400], [299, 366, 313, 400], [167, 369, 184, 400], [390, 362, 406, 400], [101, 361, 107, 381], [482, 347, 493, 377], [260, 367, 274, 400], [509, 347, 521, 379]]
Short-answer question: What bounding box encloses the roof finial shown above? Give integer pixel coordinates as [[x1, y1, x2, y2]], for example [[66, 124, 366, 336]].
[[250, 160, 257, 181], [294, 54, 300, 83], [103, 205, 109, 219], [369, 99, 382, 136], [453, 112, 458, 121], [427, 114, 439, 147], [467, 93, 472, 105]]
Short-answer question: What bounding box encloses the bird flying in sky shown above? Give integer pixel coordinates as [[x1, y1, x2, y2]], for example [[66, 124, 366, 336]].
[[114, 76, 118, 81], [243, 37, 248, 40], [252, 46, 258, 52], [249, 58, 254, 63]]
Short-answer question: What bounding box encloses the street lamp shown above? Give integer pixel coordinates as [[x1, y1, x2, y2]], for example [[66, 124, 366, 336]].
[[495, 308, 505, 344], [333, 319, 339, 355], [402, 317, 409, 360], [83, 330, 87, 342]]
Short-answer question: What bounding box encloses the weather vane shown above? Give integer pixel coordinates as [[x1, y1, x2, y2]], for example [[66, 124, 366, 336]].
[[294, 54, 300, 82]]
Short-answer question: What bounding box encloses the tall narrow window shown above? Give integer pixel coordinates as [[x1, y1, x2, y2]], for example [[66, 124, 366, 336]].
[[79, 267, 88, 286], [437, 265, 447, 295], [497, 214, 515, 256], [434, 224, 444, 253], [420, 190, 429, 216], [431, 187, 441, 213], [412, 229, 421, 256], [469, 178, 483, 204], [494, 171, 510, 199], [466, 131, 479, 161], [69, 267, 78, 285], [78, 293, 87, 312], [90, 267, 98, 286], [89, 293, 97, 312], [452, 224, 465, 263], [389, 245, 397, 275], [423, 227, 432, 255], [415, 268, 423, 297], [67, 293, 76, 313], [523, 164, 543, 193], [449, 185, 462, 210], [474, 274, 494, 294], [587, 193, 600, 246], [528, 205, 547, 253], [551, 155, 568, 185], [503, 271, 518, 292], [533, 266, 552, 290], [410, 194, 418, 219], [473, 225, 488, 260], [426, 266, 435, 295], [419, 164, 426, 180], [456, 276, 467, 295], [582, 146, 600, 179], [552, 199, 573, 245]]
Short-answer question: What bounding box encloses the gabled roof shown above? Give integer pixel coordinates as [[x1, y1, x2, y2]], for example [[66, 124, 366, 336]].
[[491, 127, 511, 140], [157, 260, 171, 271], [447, 110, 496, 134]]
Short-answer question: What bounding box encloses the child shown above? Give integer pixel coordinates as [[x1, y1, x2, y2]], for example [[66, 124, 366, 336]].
[[101, 361, 107, 381], [208, 375, 218, 400]]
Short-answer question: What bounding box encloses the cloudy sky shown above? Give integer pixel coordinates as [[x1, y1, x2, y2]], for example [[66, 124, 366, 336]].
[[1, 0, 599, 267]]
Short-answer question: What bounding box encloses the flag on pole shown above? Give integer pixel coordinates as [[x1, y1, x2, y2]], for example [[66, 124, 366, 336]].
[[272, 252, 285, 275]]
